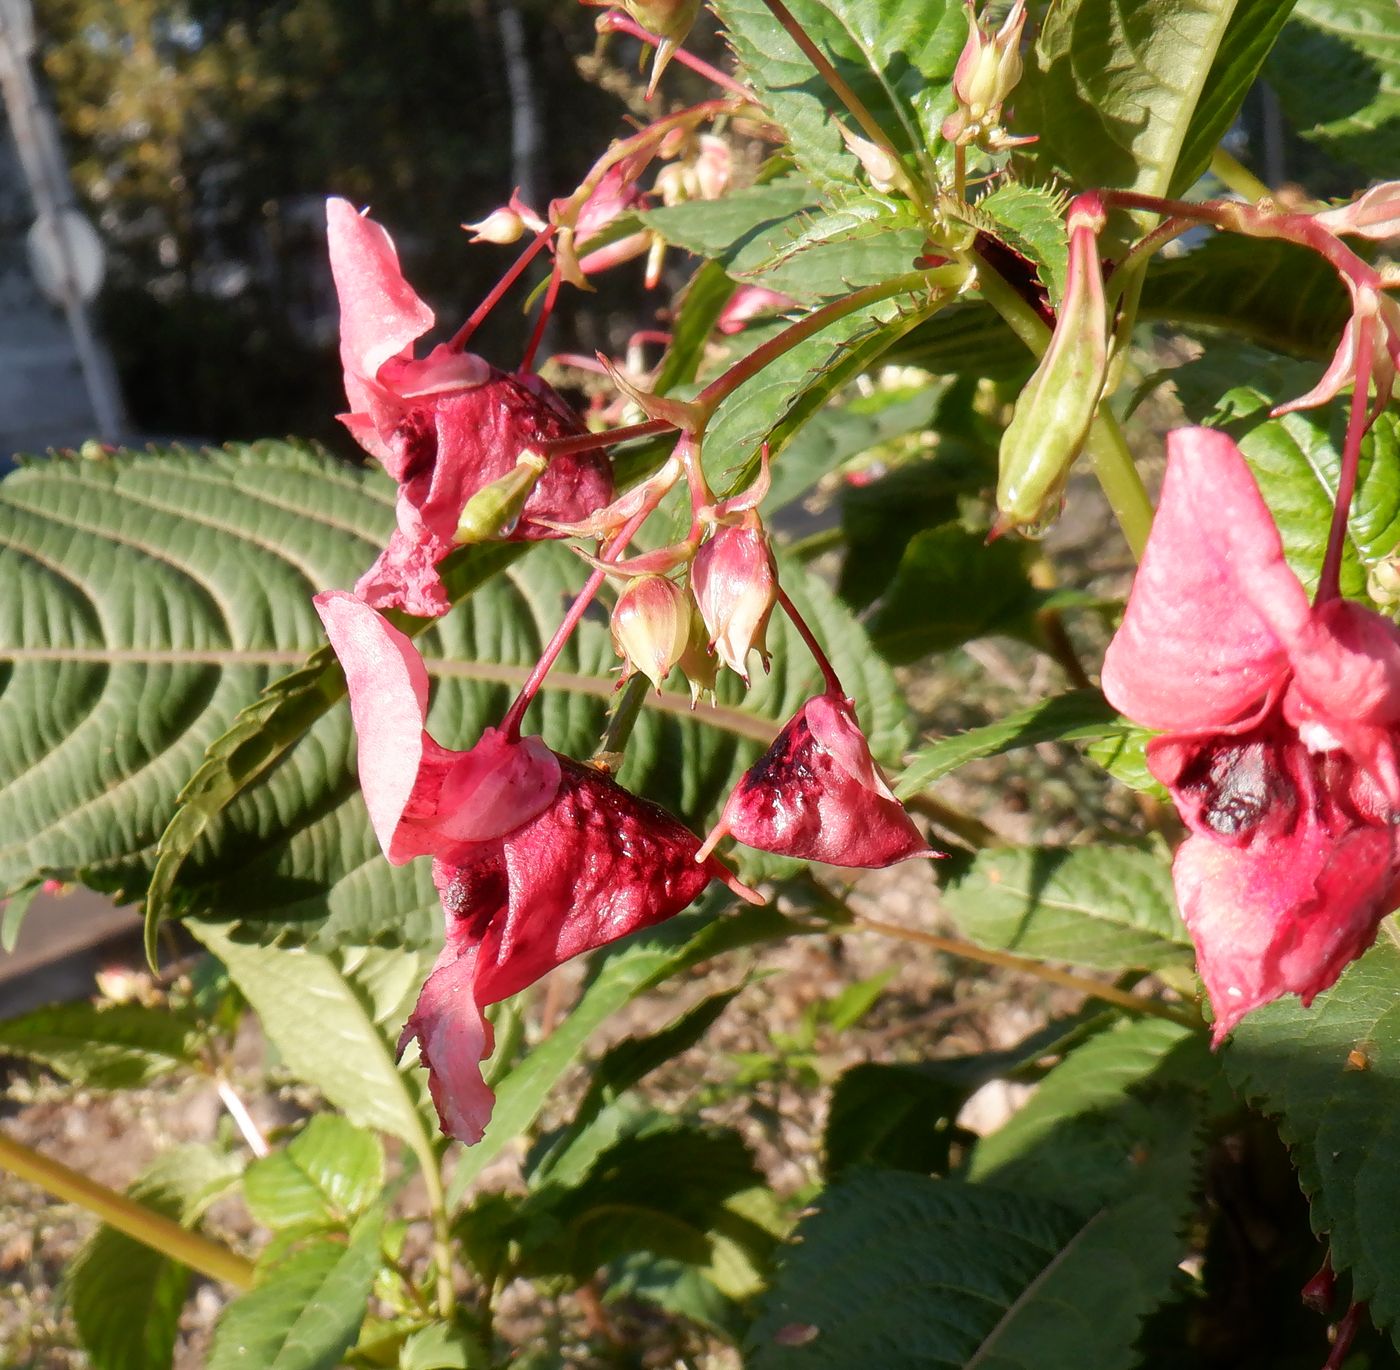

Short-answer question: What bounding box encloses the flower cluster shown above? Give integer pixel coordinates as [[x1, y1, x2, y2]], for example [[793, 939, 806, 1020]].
[[319, 158, 931, 1139]]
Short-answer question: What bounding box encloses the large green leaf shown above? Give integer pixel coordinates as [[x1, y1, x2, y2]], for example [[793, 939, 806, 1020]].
[[712, 0, 965, 190], [1267, 0, 1400, 177], [941, 846, 1192, 973], [1171, 349, 1400, 599], [745, 1168, 1186, 1370], [207, 1210, 384, 1370], [243, 1115, 385, 1231], [69, 1144, 244, 1370], [1225, 933, 1400, 1342], [1020, 0, 1295, 206], [0, 443, 908, 946]]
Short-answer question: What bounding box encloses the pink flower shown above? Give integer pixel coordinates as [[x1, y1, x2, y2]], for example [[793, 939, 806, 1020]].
[[327, 198, 613, 617], [690, 524, 777, 684], [1101, 428, 1400, 1041], [698, 691, 935, 868], [716, 286, 796, 335], [315, 591, 751, 1142]]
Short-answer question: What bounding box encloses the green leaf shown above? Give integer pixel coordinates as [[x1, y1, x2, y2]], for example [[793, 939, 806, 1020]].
[[941, 846, 1192, 972], [69, 1144, 243, 1370], [1224, 933, 1400, 1341], [968, 1018, 1207, 1206], [746, 1169, 1183, 1370], [712, 0, 965, 190], [823, 1062, 967, 1178], [864, 522, 1040, 663], [207, 1209, 384, 1370], [1267, 0, 1400, 177], [191, 924, 438, 1169], [604, 1251, 747, 1340], [446, 898, 804, 1206], [397, 1323, 490, 1370], [896, 690, 1122, 799], [966, 183, 1071, 306], [0, 1001, 200, 1088], [1140, 235, 1349, 361], [244, 1115, 385, 1231], [653, 260, 736, 395], [0, 881, 40, 952], [1084, 723, 1172, 802], [1020, 0, 1294, 206], [1172, 350, 1400, 597]]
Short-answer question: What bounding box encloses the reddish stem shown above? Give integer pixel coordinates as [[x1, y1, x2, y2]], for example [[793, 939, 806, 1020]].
[[519, 262, 563, 374], [499, 486, 666, 739], [450, 227, 555, 352], [1317, 311, 1377, 604], [776, 586, 843, 696], [1324, 1302, 1367, 1370], [538, 417, 674, 458], [599, 12, 753, 99]]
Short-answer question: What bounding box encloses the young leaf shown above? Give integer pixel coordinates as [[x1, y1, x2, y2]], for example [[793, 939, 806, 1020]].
[[896, 689, 1123, 798], [68, 1144, 244, 1370], [1225, 934, 1400, 1342], [0, 1001, 201, 1088], [206, 1208, 384, 1370], [711, 0, 966, 189], [243, 1115, 385, 1231], [191, 925, 438, 1172], [940, 846, 1192, 972]]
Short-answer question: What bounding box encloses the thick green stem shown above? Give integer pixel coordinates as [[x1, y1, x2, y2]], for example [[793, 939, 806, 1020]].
[[413, 1141, 457, 1319], [1085, 412, 1154, 560], [1209, 146, 1272, 203], [0, 1130, 255, 1289]]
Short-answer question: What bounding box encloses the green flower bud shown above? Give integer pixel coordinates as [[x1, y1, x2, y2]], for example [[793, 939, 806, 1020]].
[[454, 450, 548, 544]]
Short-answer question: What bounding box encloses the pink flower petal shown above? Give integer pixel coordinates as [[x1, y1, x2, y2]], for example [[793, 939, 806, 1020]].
[[1102, 428, 1310, 731], [326, 197, 435, 389], [1287, 599, 1400, 727], [315, 593, 560, 863]]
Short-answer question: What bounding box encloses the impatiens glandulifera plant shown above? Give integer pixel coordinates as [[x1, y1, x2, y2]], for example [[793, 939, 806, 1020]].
[[7, 0, 1400, 1366]]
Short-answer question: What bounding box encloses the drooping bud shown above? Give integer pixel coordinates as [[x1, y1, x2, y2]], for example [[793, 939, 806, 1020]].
[[995, 192, 1109, 536], [691, 523, 777, 683], [463, 208, 526, 245], [611, 575, 691, 690], [455, 451, 548, 544], [587, 0, 702, 97], [836, 123, 903, 194], [693, 135, 732, 201], [942, 0, 1028, 149]]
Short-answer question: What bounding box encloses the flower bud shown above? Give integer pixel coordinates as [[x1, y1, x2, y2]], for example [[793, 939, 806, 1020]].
[[952, 0, 1025, 119], [837, 123, 903, 194], [678, 597, 719, 705], [611, 575, 691, 690], [693, 135, 732, 201], [455, 451, 548, 544], [995, 193, 1109, 536], [463, 208, 526, 245], [691, 524, 777, 684]]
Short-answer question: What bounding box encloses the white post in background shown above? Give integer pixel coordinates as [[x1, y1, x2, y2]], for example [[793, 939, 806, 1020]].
[[0, 0, 126, 440]]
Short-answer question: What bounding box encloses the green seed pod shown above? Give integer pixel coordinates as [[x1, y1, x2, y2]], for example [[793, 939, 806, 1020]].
[[454, 450, 548, 544]]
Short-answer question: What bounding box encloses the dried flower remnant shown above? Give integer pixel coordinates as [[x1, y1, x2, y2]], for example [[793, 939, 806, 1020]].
[[326, 198, 612, 616], [1102, 428, 1400, 1040], [315, 591, 752, 1142], [698, 691, 935, 868]]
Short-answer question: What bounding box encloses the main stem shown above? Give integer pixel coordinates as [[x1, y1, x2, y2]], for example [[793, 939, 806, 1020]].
[[0, 1130, 255, 1289]]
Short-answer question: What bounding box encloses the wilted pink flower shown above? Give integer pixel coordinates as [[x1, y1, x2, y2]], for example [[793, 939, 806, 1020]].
[[697, 691, 935, 867], [1101, 428, 1400, 1041], [315, 591, 752, 1142], [327, 198, 613, 617], [691, 524, 777, 683]]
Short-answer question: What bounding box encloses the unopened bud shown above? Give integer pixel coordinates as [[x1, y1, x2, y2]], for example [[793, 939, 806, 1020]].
[[837, 123, 903, 194], [611, 575, 691, 690], [694, 136, 732, 201], [463, 208, 526, 245], [691, 523, 777, 684], [678, 597, 719, 705], [1315, 181, 1400, 242], [455, 451, 548, 544], [644, 231, 667, 289], [996, 193, 1109, 536], [952, 0, 1025, 118], [654, 161, 695, 207]]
